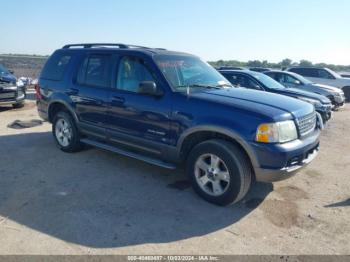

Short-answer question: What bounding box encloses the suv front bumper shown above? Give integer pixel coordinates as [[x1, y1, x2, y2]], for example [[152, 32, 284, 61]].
[[251, 129, 320, 182]]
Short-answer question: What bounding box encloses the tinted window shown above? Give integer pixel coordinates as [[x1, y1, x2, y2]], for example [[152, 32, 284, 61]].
[[318, 69, 334, 79], [225, 74, 261, 89], [282, 74, 300, 85], [41, 52, 71, 81], [265, 72, 277, 81], [77, 54, 112, 88], [290, 68, 317, 77], [117, 56, 156, 93]]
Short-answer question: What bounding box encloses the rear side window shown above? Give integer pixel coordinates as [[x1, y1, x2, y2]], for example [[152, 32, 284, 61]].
[[77, 54, 112, 88], [290, 68, 317, 77], [41, 52, 72, 81]]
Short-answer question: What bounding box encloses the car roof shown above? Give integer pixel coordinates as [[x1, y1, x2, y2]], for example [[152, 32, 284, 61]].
[[266, 70, 288, 73], [58, 43, 192, 57]]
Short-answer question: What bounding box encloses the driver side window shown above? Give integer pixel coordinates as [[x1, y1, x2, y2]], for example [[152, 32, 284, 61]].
[[283, 74, 299, 85], [117, 56, 156, 93]]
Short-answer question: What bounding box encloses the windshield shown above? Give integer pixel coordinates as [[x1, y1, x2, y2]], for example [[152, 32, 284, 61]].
[[251, 72, 286, 89], [154, 55, 232, 91], [0, 64, 10, 75], [325, 68, 341, 78]]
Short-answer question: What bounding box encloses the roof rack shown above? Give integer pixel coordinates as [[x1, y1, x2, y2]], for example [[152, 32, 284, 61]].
[[62, 43, 166, 50]]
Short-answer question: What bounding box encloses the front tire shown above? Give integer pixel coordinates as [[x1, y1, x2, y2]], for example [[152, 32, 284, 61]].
[[12, 102, 24, 109], [52, 111, 82, 152], [186, 139, 252, 206], [343, 86, 350, 102]]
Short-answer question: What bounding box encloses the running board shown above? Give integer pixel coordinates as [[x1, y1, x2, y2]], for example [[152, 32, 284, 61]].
[[80, 138, 177, 170]]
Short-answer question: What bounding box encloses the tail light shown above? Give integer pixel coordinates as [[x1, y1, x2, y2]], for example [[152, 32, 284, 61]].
[[35, 84, 43, 100]]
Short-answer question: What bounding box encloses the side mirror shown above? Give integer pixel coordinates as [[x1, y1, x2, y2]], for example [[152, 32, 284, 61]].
[[294, 80, 301, 85], [139, 81, 162, 96], [252, 84, 262, 90]]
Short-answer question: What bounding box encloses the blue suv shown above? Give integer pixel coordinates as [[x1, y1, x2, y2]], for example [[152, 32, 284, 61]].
[[36, 44, 320, 205]]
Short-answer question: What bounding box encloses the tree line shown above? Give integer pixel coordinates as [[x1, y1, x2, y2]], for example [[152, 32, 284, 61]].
[[208, 58, 350, 72]]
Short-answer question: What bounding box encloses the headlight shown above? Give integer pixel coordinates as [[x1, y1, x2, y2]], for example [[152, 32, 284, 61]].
[[256, 120, 298, 143], [334, 92, 343, 97], [298, 97, 321, 106], [17, 79, 25, 87]]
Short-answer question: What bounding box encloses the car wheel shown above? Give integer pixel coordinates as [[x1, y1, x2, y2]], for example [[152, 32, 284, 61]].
[[12, 102, 24, 109], [343, 86, 350, 102], [186, 139, 252, 206], [52, 111, 83, 152]]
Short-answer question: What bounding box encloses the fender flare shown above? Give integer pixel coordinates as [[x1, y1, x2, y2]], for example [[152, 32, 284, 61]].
[[176, 125, 259, 168], [47, 99, 79, 124]]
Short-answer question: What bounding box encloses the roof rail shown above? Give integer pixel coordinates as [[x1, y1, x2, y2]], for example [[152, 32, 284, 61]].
[[62, 43, 129, 49], [62, 43, 166, 50]]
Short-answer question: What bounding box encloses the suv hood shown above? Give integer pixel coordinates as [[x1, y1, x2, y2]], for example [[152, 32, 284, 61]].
[[311, 83, 343, 93], [190, 88, 314, 120], [274, 87, 330, 104]]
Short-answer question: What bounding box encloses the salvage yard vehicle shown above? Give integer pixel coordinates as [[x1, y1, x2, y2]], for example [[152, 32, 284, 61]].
[[287, 67, 350, 101], [0, 64, 26, 108], [219, 70, 332, 123], [264, 70, 345, 109], [36, 43, 321, 206]]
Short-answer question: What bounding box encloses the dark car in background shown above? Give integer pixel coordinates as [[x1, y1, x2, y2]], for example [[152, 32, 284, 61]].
[[264, 70, 345, 109], [36, 43, 321, 206], [219, 70, 332, 123], [0, 64, 25, 108], [218, 66, 244, 70], [249, 67, 271, 72]]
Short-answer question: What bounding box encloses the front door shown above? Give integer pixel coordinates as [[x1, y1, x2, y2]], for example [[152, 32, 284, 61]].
[[106, 55, 172, 155]]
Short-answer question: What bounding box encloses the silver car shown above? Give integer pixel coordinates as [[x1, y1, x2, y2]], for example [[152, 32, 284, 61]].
[[265, 70, 345, 109]]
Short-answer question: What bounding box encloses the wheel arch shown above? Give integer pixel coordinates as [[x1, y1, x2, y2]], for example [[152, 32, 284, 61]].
[[48, 100, 78, 124], [177, 126, 259, 172]]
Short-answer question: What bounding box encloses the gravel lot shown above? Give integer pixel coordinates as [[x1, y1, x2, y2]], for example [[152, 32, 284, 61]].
[[0, 92, 349, 255]]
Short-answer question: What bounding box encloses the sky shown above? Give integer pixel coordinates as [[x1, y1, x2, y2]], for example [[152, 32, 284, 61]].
[[0, 0, 349, 65]]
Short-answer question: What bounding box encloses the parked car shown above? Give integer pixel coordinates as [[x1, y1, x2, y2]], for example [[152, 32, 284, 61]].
[[0, 64, 16, 84], [0, 64, 26, 108], [219, 70, 332, 123], [249, 67, 271, 72], [339, 72, 350, 78], [287, 67, 350, 101], [218, 66, 244, 70], [264, 70, 345, 109], [36, 43, 321, 206]]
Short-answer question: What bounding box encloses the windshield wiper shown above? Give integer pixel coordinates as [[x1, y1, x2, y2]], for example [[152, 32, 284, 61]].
[[176, 83, 232, 89]]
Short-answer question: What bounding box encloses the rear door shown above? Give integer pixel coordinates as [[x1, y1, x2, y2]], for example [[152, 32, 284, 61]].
[[72, 53, 113, 138]]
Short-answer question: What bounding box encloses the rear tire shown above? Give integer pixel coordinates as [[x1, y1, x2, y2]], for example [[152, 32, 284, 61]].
[[52, 111, 83, 152], [186, 139, 252, 206]]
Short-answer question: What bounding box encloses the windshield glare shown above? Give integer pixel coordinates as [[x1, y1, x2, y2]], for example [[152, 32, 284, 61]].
[[0, 64, 10, 75], [252, 73, 286, 89], [154, 55, 231, 91]]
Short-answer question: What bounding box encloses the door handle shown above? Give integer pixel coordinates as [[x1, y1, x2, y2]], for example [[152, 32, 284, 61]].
[[112, 96, 125, 104]]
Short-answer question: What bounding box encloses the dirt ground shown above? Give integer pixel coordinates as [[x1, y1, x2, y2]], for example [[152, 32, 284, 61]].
[[0, 91, 349, 255]]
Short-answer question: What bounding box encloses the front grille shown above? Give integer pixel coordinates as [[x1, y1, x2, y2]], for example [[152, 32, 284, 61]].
[[0, 92, 16, 100], [296, 112, 317, 136]]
